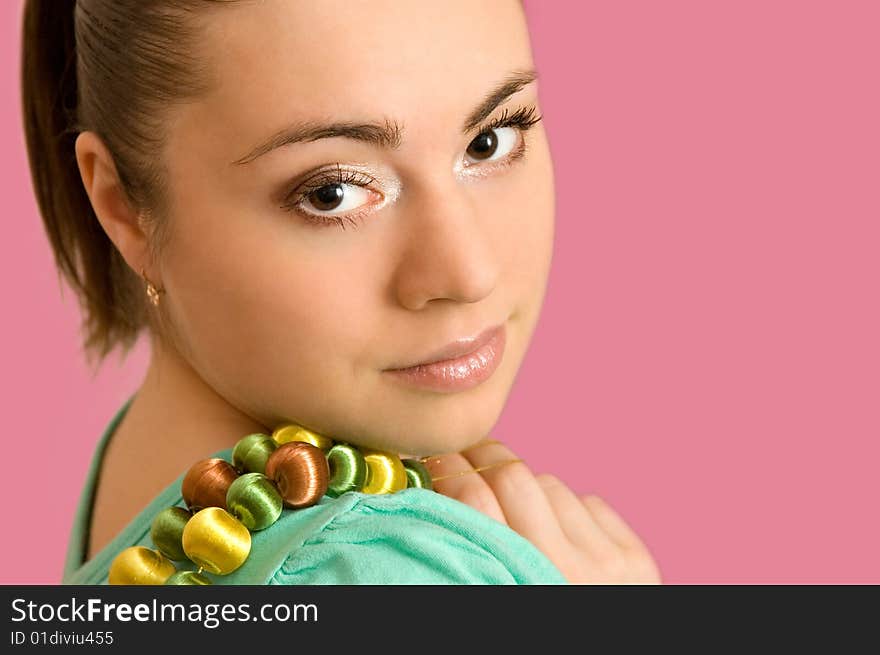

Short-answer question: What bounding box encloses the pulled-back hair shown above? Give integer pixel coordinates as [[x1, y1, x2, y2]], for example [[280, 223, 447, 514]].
[[20, 0, 236, 369]]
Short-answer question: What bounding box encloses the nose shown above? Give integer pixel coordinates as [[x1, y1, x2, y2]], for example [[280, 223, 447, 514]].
[[390, 178, 499, 311]]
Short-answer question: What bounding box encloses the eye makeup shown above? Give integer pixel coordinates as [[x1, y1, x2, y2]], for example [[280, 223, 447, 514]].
[[279, 164, 401, 230], [474, 104, 543, 138], [278, 103, 543, 230]]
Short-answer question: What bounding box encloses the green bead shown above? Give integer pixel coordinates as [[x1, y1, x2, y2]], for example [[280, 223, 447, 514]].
[[326, 443, 368, 497], [226, 472, 283, 530], [403, 458, 433, 490], [164, 570, 213, 585], [150, 507, 192, 561], [232, 433, 277, 474]]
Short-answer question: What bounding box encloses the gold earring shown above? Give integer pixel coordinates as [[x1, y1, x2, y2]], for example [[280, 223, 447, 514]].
[[141, 268, 166, 306]]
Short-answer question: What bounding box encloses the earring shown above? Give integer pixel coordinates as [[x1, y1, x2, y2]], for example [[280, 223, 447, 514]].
[[141, 268, 166, 306]]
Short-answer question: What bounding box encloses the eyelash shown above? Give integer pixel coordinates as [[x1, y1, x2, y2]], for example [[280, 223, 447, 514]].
[[280, 104, 543, 230], [282, 165, 378, 230]]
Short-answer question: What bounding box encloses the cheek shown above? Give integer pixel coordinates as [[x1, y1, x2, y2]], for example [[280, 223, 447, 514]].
[[162, 206, 383, 400], [491, 136, 555, 303]]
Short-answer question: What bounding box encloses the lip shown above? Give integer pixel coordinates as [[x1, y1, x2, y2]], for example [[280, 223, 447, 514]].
[[383, 323, 506, 393]]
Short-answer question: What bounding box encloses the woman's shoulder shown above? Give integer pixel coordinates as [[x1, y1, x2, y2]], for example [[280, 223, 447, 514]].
[[67, 483, 565, 585], [239, 488, 567, 585]]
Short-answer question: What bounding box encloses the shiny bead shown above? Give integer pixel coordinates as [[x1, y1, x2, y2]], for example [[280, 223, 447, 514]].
[[181, 458, 238, 512], [272, 423, 334, 451], [150, 506, 192, 561], [361, 448, 407, 494], [326, 443, 368, 497], [164, 570, 213, 585], [265, 441, 329, 508], [232, 433, 277, 474], [403, 458, 433, 490], [108, 546, 176, 585], [226, 472, 283, 531], [182, 507, 251, 575]]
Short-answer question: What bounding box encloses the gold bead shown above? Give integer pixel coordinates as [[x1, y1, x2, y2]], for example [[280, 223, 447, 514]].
[[182, 507, 251, 575], [360, 448, 407, 494], [108, 546, 176, 585], [272, 423, 334, 451]]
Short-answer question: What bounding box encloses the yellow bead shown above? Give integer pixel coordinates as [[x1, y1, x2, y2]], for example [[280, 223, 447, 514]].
[[182, 507, 251, 575], [360, 448, 407, 494], [272, 423, 334, 451], [108, 546, 176, 585]]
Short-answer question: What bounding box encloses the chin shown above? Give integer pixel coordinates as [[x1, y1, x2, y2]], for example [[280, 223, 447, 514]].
[[376, 404, 506, 457], [417, 429, 495, 457], [324, 364, 515, 456]]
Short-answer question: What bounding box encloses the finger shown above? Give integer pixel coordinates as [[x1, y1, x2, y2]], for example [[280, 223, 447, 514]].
[[535, 474, 620, 559], [459, 440, 567, 550], [581, 494, 652, 554], [421, 451, 508, 526]]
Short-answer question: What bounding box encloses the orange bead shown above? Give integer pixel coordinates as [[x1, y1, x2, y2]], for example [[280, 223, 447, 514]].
[[265, 442, 329, 508], [181, 458, 238, 512]]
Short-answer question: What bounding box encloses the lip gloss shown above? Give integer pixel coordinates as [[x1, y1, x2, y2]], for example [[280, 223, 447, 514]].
[[383, 324, 506, 393]]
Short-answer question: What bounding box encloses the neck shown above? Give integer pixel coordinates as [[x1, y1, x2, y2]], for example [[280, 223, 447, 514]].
[[88, 335, 272, 559], [122, 335, 271, 480]]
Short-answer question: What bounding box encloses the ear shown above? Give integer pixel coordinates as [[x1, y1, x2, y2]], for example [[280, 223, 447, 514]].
[[74, 131, 156, 281]]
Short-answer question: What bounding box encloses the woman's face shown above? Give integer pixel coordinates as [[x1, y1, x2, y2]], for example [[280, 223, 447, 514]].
[[159, 0, 554, 455]]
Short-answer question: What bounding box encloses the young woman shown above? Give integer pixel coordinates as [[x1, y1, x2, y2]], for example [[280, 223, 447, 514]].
[[22, 0, 662, 584]]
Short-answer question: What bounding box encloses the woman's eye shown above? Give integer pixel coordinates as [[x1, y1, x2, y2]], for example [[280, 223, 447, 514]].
[[464, 126, 520, 165], [280, 166, 395, 229], [302, 182, 375, 215]]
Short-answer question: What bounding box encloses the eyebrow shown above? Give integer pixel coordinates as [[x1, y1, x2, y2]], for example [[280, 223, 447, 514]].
[[230, 69, 538, 166]]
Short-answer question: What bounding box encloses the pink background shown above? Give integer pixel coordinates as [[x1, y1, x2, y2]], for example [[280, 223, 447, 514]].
[[3, 0, 878, 584]]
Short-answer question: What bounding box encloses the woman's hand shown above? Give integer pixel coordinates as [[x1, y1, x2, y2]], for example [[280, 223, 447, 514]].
[[424, 439, 663, 584]]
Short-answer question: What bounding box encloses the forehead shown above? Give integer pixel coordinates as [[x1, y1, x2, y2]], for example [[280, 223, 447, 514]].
[[184, 0, 532, 149]]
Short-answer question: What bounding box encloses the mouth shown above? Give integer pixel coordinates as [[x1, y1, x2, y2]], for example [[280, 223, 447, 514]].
[[382, 323, 506, 393]]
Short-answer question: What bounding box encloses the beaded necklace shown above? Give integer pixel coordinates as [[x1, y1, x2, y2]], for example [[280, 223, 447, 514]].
[[108, 421, 433, 585]]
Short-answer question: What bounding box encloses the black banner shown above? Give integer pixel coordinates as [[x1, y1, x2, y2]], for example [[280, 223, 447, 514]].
[[1, 585, 876, 648]]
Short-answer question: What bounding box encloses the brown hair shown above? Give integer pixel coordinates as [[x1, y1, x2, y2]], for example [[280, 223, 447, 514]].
[[20, 0, 236, 370]]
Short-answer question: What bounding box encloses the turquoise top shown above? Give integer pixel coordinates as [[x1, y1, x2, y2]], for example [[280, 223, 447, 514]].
[[63, 395, 567, 585]]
